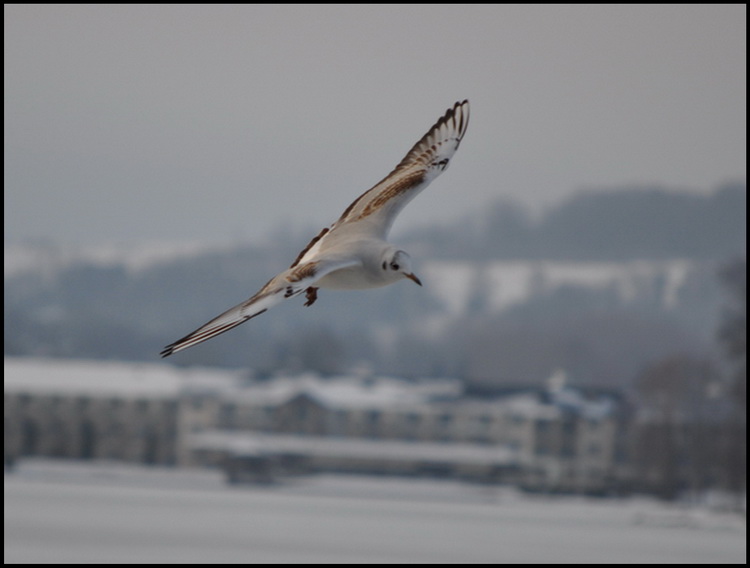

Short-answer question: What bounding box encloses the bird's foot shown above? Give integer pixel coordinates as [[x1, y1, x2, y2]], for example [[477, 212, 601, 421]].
[[304, 287, 318, 307]]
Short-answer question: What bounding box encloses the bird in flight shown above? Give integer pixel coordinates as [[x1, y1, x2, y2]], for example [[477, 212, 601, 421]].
[[161, 100, 469, 357]]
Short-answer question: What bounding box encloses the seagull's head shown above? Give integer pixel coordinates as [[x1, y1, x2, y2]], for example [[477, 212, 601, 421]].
[[382, 249, 422, 287]]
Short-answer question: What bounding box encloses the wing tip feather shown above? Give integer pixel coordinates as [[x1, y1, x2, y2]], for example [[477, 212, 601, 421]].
[[159, 309, 269, 358]]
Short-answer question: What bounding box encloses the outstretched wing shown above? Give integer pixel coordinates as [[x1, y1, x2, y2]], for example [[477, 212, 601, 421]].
[[160, 257, 360, 357], [291, 100, 469, 268]]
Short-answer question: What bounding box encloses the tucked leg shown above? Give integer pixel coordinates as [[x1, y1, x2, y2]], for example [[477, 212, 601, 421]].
[[304, 287, 319, 307]]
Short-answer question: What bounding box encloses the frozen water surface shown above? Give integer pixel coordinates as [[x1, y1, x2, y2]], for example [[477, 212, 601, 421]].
[[4, 461, 745, 564]]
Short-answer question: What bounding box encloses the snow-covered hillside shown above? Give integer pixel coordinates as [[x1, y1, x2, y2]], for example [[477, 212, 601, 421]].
[[4, 240, 234, 279], [3, 235, 734, 386], [421, 259, 693, 314]]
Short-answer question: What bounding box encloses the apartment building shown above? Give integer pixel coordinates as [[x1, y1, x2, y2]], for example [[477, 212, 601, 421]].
[[5, 358, 626, 492]]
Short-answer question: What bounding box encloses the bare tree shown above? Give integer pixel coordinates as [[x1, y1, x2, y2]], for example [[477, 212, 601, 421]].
[[633, 356, 719, 499], [718, 258, 746, 495]]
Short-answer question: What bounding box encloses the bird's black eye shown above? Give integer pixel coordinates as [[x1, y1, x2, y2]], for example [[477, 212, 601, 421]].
[[391, 263, 399, 271]]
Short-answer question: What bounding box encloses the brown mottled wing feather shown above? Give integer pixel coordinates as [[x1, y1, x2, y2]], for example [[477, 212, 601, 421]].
[[291, 100, 469, 267], [335, 101, 469, 231], [160, 257, 360, 357]]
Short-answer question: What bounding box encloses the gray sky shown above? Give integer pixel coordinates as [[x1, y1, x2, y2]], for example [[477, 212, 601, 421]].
[[5, 4, 746, 247]]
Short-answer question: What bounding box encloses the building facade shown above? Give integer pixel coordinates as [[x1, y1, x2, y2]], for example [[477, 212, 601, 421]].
[[5, 358, 627, 493]]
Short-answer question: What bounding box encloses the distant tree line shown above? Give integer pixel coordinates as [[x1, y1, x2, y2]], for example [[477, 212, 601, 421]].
[[404, 182, 746, 261]]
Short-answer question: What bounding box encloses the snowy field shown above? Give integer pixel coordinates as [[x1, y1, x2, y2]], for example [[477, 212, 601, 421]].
[[4, 460, 745, 564]]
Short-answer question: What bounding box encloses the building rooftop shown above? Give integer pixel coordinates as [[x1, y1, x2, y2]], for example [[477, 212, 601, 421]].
[[4, 358, 619, 419], [3, 357, 240, 399]]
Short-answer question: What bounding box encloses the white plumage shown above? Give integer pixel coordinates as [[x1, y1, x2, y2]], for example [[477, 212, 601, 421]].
[[161, 100, 469, 357]]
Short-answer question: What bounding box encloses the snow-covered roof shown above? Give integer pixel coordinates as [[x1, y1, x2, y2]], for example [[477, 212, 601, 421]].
[[223, 374, 459, 410], [3, 358, 457, 409], [3, 358, 241, 399], [4, 358, 618, 419]]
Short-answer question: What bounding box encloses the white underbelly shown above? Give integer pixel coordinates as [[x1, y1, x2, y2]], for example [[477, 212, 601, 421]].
[[316, 267, 387, 290]]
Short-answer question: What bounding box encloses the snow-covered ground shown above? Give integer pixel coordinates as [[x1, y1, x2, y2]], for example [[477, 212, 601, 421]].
[[4, 459, 745, 564]]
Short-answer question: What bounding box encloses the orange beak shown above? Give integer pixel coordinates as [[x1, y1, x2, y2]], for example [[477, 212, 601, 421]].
[[405, 273, 422, 286]]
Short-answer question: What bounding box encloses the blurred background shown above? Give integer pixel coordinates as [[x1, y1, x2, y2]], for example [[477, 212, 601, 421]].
[[4, 4, 746, 563]]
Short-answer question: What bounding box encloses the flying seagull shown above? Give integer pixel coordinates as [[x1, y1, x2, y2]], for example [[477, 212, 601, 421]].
[[161, 100, 469, 357]]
